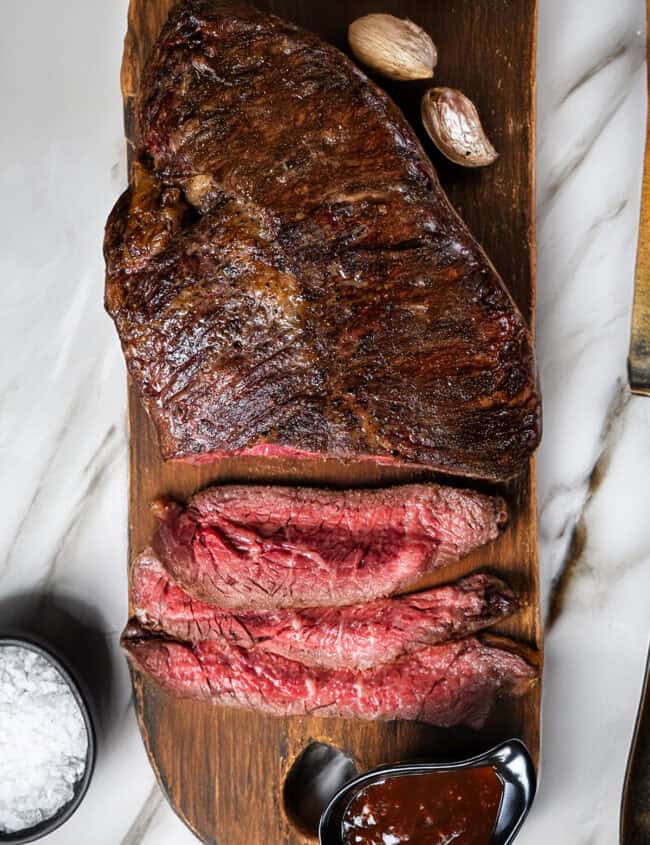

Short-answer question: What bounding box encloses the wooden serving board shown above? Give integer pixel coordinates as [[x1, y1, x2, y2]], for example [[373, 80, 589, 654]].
[[121, 2, 541, 843]]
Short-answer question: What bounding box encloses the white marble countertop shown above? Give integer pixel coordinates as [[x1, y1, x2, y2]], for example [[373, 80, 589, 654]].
[[1, 1, 649, 842]]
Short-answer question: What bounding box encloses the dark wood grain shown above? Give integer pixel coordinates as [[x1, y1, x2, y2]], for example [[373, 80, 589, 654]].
[[629, 0, 650, 395], [121, 2, 541, 842]]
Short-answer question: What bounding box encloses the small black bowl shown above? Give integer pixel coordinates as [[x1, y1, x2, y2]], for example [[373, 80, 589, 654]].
[[319, 738, 536, 845], [0, 636, 97, 844]]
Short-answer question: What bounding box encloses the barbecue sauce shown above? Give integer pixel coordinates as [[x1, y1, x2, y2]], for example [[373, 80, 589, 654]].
[[342, 766, 503, 845]]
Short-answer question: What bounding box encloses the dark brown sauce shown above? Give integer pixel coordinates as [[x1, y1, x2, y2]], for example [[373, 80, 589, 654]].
[[342, 766, 503, 845]]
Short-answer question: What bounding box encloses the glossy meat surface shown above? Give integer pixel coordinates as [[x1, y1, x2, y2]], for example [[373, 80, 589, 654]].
[[104, 0, 541, 480], [150, 483, 507, 608], [130, 551, 517, 669], [122, 629, 536, 727]]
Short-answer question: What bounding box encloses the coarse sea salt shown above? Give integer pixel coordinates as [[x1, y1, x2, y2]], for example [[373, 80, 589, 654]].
[[0, 645, 88, 834]]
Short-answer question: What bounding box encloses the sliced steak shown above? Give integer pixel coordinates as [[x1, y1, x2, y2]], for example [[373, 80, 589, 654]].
[[104, 0, 541, 481], [131, 550, 517, 670], [151, 484, 507, 608], [122, 628, 536, 728]]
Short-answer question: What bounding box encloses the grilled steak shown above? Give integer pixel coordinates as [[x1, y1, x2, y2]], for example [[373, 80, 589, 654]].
[[104, 0, 541, 480], [122, 628, 535, 728], [131, 551, 516, 670], [150, 484, 507, 608]]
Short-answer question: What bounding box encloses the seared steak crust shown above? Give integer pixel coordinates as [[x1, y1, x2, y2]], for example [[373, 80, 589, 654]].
[[104, 0, 541, 480]]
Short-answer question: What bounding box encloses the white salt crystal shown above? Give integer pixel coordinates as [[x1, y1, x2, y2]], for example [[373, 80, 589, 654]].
[[0, 645, 89, 833]]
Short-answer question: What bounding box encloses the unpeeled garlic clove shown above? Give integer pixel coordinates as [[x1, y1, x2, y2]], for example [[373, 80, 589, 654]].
[[348, 13, 437, 81], [421, 87, 498, 168]]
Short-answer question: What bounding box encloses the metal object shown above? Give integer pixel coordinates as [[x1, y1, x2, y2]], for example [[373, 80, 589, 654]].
[[629, 0, 650, 394], [319, 739, 536, 845], [621, 645, 650, 845], [0, 636, 96, 845]]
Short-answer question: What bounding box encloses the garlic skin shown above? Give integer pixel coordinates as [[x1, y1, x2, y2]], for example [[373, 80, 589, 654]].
[[421, 87, 498, 168], [348, 14, 437, 81]]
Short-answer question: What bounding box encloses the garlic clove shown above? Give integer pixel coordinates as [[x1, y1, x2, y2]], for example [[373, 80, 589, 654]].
[[421, 87, 498, 168], [348, 13, 437, 82]]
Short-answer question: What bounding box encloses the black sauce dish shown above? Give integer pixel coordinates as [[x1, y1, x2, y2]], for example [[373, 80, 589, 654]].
[[319, 738, 536, 845], [0, 636, 97, 845]]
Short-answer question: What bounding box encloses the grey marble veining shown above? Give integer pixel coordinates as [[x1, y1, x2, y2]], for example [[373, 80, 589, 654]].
[[0, 1, 649, 843]]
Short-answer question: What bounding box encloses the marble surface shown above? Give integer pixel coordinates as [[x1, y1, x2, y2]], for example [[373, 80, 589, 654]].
[[1, 0, 649, 842]]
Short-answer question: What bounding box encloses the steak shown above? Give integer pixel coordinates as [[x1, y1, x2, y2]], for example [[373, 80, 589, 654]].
[[150, 484, 507, 608], [122, 628, 536, 728], [104, 0, 541, 481], [131, 551, 517, 670]]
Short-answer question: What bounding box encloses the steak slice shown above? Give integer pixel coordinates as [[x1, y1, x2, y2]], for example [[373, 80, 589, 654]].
[[104, 0, 541, 481], [122, 628, 536, 728], [131, 550, 517, 670], [151, 484, 507, 608]]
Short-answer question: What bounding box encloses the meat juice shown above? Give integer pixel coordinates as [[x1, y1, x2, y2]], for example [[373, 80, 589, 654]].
[[341, 767, 503, 845]]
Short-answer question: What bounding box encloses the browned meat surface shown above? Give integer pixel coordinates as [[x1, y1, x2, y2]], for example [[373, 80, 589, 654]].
[[122, 627, 536, 728], [131, 551, 517, 669], [150, 484, 507, 608], [104, 0, 541, 480]]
